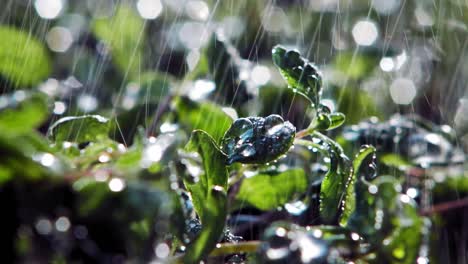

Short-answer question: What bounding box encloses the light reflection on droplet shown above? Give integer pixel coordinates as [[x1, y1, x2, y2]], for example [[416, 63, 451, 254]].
[[400, 194, 411, 203], [36, 218, 53, 235], [251, 65, 271, 86], [143, 144, 163, 165], [275, 227, 287, 237], [188, 79, 215, 101], [351, 232, 360, 241], [406, 187, 418, 198], [296, 233, 325, 263], [77, 94, 98, 112], [40, 153, 56, 167], [46, 26, 73, 52], [417, 257, 429, 264], [13, 91, 26, 102], [321, 99, 336, 113], [98, 153, 111, 163], [185, 0, 209, 21], [352, 20, 378, 46], [312, 229, 323, 238], [64, 76, 83, 89], [137, 0, 163, 20], [155, 243, 170, 258], [262, 7, 288, 33], [389, 78, 417, 105], [372, 0, 400, 15], [55, 216, 71, 232], [53, 101, 67, 115], [266, 247, 289, 260], [34, 0, 64, 19], [160, 122, 179, 133], [415, 7, 434, 27], [379, 57, 394, 72], [220, 17, 245, 39], [368, 185, 378, 194], [109, 178, 126, 192], [178, 22, 209, 49]]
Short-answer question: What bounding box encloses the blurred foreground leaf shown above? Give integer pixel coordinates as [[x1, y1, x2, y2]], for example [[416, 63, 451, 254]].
[[0, 26, 51, 87], [0, 91, 49, 134], [92, 6, 144, 78]]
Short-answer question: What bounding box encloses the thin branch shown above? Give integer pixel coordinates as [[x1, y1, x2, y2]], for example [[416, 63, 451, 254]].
[[420, 196, 468, 216], [209, 241, 261, 257]]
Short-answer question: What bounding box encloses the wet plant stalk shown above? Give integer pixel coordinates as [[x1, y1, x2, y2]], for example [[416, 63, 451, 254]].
[[209, 241, 261, 257]]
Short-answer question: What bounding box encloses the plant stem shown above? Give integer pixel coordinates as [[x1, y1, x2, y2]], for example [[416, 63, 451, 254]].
[[420, 196, 468, 216], [209, 241, 261, 257], [295, 126, 314, 139]]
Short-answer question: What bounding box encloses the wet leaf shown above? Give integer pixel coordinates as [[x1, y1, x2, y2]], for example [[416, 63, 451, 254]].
[[272, 45, 323, 107], [48, 115, 110, 144], [0, 26, 51, 87], [234, 168, 307, 211], [183, 186, 227, 263], [0, 91, 49, 135], [183, 130, 228, 263], [175, 96, 232, 143], [295, 131, 353, 225], [221, 115, 295, 165], [311, 111, 346, 131], [340, 145, 377, 225]]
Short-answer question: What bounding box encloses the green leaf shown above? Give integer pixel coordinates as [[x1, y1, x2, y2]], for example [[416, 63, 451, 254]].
[[92, 5, 144, 78], [235, 168, 307, 210], [48, 115, 110, 144], [174, 96, 232, 143], [221, 115, 296, 165], [183, 130, 228, 263], [340, 145, 376, 225], [272, 45, 322, 107], [0, 26, 51, 87], [183, 186, 227, 263], [311, 111, 346, 131], [295, 131, 353, 225], [0, 91, 49, 135]]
